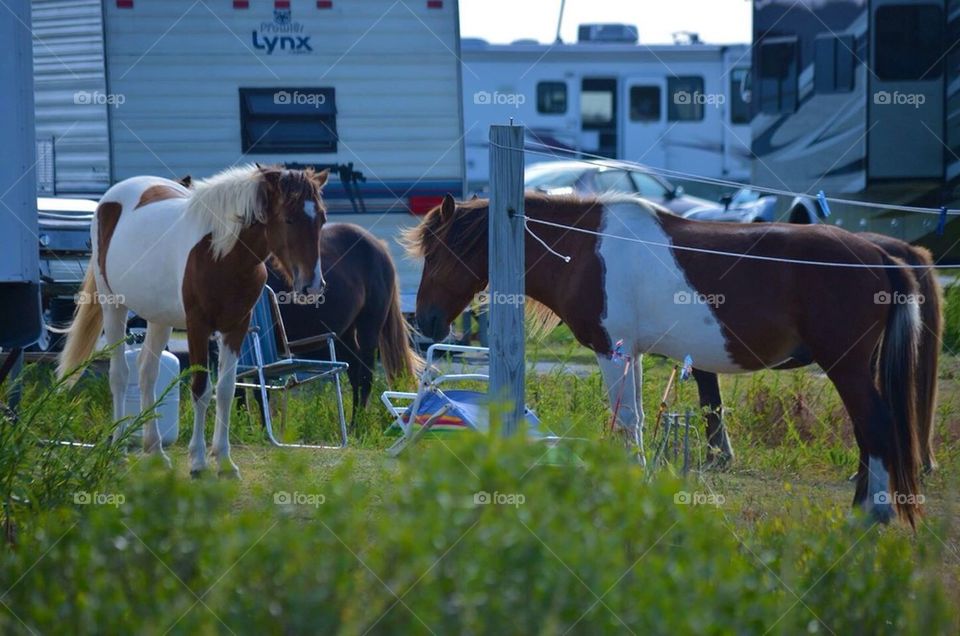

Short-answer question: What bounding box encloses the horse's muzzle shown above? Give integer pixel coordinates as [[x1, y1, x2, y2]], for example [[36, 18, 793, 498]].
[[417, 308, 450, 342]]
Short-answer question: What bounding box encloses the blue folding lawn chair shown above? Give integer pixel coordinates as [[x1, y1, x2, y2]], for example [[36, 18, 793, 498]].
[[236, 286, 349, 449]]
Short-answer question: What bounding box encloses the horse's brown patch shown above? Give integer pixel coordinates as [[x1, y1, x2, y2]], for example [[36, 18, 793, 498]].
[[656, 214, 894, 371], [182, 226, 269, 356], [96, 201, 123, 291], [135, 184, 189, 209], [407, 193, 611, 353], [522, 195, 610, 353]]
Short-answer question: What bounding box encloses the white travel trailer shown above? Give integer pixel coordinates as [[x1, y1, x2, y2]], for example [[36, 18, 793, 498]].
[[461, 31, 752, 192], [31, 0, 466, 298]]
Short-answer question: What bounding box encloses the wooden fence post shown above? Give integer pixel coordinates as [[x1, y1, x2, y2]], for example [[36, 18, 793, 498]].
[[488, 124, 525, 436]]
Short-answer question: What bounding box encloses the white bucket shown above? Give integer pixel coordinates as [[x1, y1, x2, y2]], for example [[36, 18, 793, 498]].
[[123, 347, 181, 446]]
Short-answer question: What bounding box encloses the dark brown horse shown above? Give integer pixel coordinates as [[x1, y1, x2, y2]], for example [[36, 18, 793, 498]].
[[268, 223, 421, 424], [407, 193, 926, 526], [695, 234, 943, 474]]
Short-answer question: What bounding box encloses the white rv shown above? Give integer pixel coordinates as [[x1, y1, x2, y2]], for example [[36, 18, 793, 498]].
[[461, 29, 752, 192], [31, 0, 466, 297], [750, 0, 960, 260]]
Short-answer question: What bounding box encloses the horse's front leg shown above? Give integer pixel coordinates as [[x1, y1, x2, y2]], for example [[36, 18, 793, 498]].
[[211, 332, 241, 479], [186, 326, 212, 477], [596, 351, 645, 466]]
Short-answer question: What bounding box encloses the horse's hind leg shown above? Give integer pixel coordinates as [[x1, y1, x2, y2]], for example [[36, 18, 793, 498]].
[[826, 364, 894, 523], [211, 332, 242, 479], [102, 302, 129, 443], [354, 315, 380, 411], [338, 327, 362, 427], [692, 369, 733, 467], [139, 323, 173, 463]]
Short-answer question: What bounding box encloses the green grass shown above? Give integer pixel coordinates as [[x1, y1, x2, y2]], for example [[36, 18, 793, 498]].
[[2, 340, 959, 633]]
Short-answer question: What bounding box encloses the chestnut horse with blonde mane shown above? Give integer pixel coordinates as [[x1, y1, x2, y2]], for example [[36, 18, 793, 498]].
[[59, 164, 329, 478], [407, 193, 925, 526]]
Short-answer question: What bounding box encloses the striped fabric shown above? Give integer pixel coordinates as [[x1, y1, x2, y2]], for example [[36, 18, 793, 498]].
[[239, 289, 280, 369]]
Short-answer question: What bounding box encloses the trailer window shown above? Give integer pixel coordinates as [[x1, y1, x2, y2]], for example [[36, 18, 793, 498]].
[[667, 76, 705, 122], [757, 36, 798, 114], [729, 68, 751, 124], [629, 86, 661, 122], [875, 4, 945, 80], [814, 34, 856, 93], [239, 88, 337, 154], [537, 82, 567, 114]]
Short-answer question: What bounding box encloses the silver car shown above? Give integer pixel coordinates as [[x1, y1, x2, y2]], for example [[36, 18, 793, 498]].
[[524, 160, 777, 223]]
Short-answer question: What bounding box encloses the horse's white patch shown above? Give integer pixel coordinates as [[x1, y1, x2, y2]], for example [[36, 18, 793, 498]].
[[97, 176, 213, 328], [866, 455, 891, 508], [596, 200, 740, 373], [304, 200, 317, 220]]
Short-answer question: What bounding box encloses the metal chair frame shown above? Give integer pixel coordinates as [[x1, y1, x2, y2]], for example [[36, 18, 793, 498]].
[[236, 286, 349, 449]]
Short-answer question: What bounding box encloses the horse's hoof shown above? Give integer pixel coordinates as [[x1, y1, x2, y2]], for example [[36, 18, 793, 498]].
[[867, 502, 895, 525], [189, 469, 206, 480], [703, 454, 733, 472]]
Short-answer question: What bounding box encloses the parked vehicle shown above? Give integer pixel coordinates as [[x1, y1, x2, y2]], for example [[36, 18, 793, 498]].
[[750, 0, 959, 259], [525, 161, 778, 223], [31, 0, 467, 299], [462, 31, 752, 192]]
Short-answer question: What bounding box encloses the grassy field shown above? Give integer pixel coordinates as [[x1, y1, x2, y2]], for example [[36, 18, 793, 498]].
[[2, 305, 960, 632]]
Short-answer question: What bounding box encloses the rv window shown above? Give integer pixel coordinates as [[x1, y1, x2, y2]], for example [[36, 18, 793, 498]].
[[537, 82, 567, 114], [667, 76, 705, 122], [239, 88, 337, 154], [815, 34, 856, 93], [875, 4, 945, 80], [629, 86, 661, 122], [758, 37, 798, 114], [581, 89, 614, 125], [729, 68, 751, 124]]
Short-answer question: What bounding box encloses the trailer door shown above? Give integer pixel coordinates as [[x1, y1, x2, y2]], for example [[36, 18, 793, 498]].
[[868, 0, 945, 179], [620, 77, 668, 166]]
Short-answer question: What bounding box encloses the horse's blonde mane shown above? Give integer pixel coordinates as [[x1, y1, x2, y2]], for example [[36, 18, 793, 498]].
[[188, 164, 264, 259]]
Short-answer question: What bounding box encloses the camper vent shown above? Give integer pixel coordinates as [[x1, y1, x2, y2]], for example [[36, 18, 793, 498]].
[[36, 138, 55, 195], [577, 24, 638, 44]]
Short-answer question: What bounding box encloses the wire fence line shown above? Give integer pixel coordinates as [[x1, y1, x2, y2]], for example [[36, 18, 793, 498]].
[[488, 139, 960, 217], [520, 216, 960, 270]]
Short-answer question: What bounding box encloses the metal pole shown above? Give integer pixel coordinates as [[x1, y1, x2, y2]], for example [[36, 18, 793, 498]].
[[488, 124, 526, 436]]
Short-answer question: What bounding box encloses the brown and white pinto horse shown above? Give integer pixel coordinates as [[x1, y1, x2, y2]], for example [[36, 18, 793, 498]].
[[408, 193, 924, 526], [691, 233, 942, 475], [58, 165, 329, 477]]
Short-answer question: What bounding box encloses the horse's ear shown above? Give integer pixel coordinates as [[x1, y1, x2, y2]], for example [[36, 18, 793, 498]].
[[313, 169, 329, 189], [179, 175, 193, 189], [470, 193, 480, 201], [258, 165, 282, 191], [440, 193, 456, 220]]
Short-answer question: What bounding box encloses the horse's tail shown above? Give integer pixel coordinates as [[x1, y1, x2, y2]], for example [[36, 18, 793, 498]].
[[57, 264, 104, 384], [908, 247, 943, 473], [878, 254, 923, 527], [379, 276, 423, 385]]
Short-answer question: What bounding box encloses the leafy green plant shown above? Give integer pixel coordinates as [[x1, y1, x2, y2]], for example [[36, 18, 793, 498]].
[[1, 436, 955, 634]]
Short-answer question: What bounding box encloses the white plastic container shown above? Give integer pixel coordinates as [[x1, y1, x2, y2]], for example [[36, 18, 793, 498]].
[[123, 347, 181, 446]]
